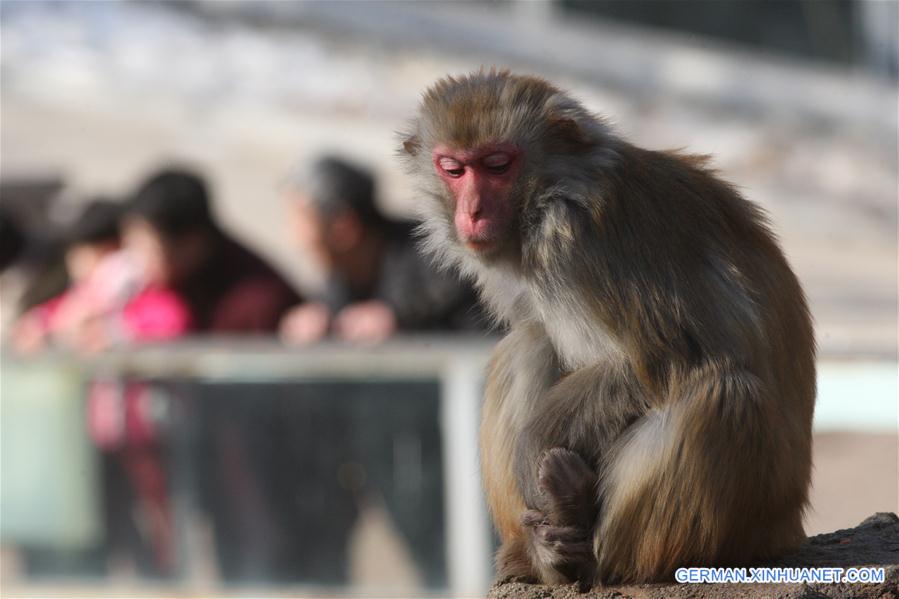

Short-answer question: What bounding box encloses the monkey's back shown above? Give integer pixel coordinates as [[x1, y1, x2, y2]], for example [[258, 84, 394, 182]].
[[585, 143, 816, 579], [590, 143, 815, 395]]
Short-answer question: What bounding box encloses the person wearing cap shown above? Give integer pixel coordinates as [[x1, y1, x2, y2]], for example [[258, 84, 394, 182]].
[[280, 155, 485, 345]]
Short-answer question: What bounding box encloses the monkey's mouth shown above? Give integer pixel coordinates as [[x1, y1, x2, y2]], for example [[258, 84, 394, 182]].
[[456, 215, 504, 254], [461, 233, 499, 252], [463, 235, 498, 252]]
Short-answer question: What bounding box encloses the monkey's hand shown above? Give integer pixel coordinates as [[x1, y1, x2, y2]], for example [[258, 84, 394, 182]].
[[522, 448, 598, 589]]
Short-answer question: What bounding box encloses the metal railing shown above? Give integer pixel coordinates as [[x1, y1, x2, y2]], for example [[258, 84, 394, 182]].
[[2, 335, 896, 596], [1, 336, 497, 596]]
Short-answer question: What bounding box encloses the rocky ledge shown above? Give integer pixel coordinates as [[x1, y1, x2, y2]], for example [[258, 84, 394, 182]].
[[488, 512, 899, 599]]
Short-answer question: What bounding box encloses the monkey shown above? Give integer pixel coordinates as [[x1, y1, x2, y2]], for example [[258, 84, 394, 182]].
[[399, 69, 816, 586]]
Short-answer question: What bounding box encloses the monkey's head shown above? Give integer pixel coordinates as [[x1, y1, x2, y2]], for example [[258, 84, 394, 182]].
[[400, 69, 613, 268]]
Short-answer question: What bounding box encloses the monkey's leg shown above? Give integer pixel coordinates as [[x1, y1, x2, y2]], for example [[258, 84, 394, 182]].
[[516, 363, 650, 586], [596, 366, 809, 584]]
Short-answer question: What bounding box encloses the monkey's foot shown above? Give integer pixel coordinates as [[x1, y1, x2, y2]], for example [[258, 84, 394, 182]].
[[496, 536, 541, 584], [537, 447, 597, 528], [522, 448, 599, 587], [522, 509, 595, 588]]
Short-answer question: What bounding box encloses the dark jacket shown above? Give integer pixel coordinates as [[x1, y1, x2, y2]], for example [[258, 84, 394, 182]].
[[323, 221, 486, 332], [184, 233, 301, 333]]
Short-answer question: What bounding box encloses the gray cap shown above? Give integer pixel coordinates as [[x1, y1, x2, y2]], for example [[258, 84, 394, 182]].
[[290, 156, 380, 224]]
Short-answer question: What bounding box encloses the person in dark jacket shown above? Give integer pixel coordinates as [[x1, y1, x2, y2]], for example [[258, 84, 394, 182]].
[[123, 167, 305, 582], [125, 168, 301, 333], [280, 156, 485, 344]]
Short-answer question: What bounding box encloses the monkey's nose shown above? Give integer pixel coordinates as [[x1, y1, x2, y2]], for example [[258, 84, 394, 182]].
[[465, 200, 483, 219]]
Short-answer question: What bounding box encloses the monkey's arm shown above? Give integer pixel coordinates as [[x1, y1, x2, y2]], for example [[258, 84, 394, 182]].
[[481, 321, 566, 583], [509, 361, 651, 584], [515, 362, 651, 512]]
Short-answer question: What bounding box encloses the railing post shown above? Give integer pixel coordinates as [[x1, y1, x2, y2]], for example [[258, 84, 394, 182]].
[[441, 353, 492, 596]]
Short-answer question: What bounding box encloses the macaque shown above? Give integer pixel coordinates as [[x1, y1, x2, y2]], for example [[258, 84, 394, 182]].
[[399, 70, 815, 585]]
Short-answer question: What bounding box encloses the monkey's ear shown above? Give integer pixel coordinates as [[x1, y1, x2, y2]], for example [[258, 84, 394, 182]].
[[548, 116, 588, 150], [402, 134, 422, 156]]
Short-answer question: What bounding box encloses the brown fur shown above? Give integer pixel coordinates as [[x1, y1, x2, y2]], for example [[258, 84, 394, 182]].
[[400, 70, 815, 586]]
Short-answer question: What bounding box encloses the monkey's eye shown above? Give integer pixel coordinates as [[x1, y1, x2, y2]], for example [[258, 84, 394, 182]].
[[482, 153, 512, 174], [438, 157, 465, 178]]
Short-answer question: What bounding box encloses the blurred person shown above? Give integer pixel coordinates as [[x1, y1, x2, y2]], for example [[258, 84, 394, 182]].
[[11, 200, 191, 353], [248, 156, 487, 585], [0, 206, 28, 335], [123, 167, 306, 581], [7, 200, 190, 579], [0, 205, 26, 273], [10, 199, 119, 352], [0, 192, 72, 327], [280, 155, 485, 345], [124, 168, 302, 333], [62, 200, 122, 281]]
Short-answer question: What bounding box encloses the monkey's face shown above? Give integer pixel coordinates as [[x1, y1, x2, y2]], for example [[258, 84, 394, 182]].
[[402, 70, 613, 269], [432, 142, 521, 257]]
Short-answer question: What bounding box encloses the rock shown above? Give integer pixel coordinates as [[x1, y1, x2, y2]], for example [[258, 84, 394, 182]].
[[487, 513, 899, 599]]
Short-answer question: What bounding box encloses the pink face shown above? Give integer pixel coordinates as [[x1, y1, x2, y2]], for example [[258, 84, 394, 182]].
[[433, 143, 520, 253]]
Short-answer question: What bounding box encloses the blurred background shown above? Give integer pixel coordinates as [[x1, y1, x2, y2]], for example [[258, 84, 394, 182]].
[[1, 1, 896, 597]]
